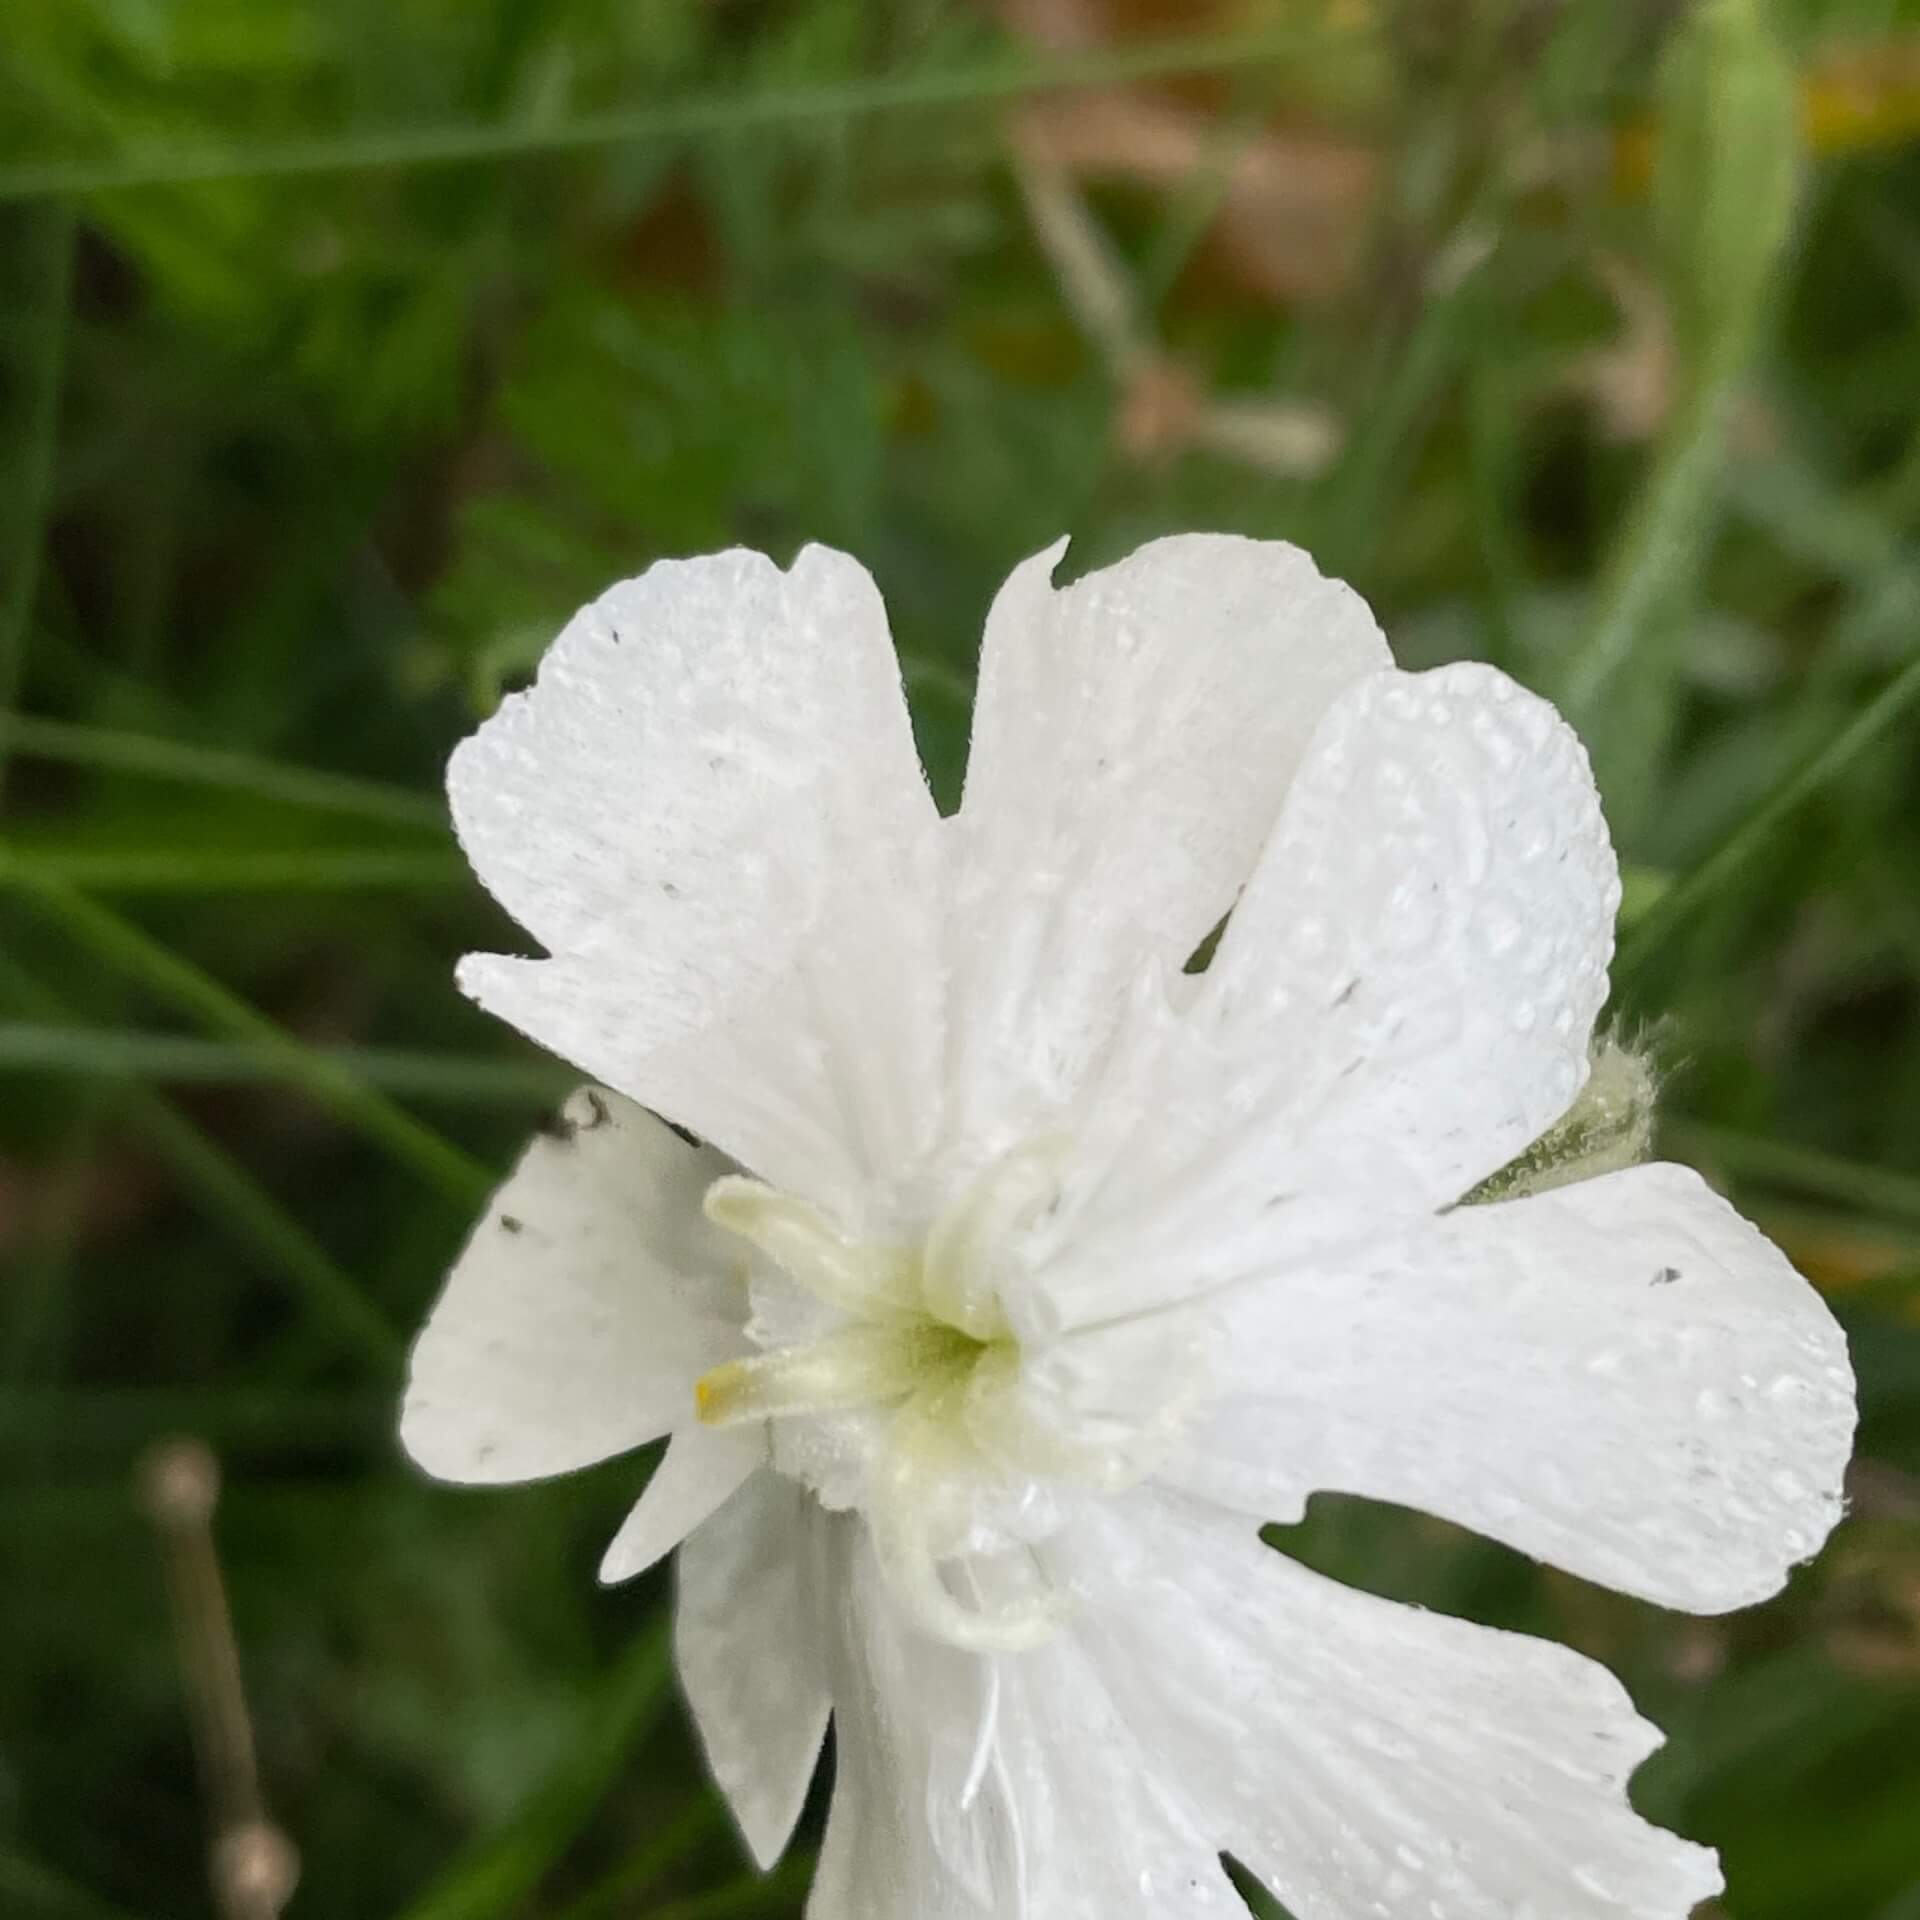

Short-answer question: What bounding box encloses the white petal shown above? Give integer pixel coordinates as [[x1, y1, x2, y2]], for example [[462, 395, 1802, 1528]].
[[808, 1519, 1006, 1920], [1027, 661, 1618, 1331], [451, 545, 932, 960], [401, 1090, 742, 1485], [459, 951, 913, 1231], [988, 1626, 1239, 1919], [1167, 1161, 1855, 1613], [943, 535, 1388, 1147], [807, 1526, 1231, 1920], [452, 547, 944, 1220], [1067, 1493, 1724, 1920], [599, 1422, 765, 1585], [675, 1473, 832, 1868]]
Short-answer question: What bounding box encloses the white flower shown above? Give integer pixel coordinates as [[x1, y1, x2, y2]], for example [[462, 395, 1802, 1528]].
[[402, 536, 1855, 1919]]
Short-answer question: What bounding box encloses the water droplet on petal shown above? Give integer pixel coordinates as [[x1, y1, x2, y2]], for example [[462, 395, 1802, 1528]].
[[1354, 1721, 1417, 1762]]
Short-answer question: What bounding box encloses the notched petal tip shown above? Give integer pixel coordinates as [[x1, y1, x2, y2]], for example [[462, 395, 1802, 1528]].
[[1032, 530, 1073, 575], [784, 539, 885, 588], [454, 947, 534, 1002]]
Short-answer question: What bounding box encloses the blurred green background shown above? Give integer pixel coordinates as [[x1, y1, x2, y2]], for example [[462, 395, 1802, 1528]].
[[3, 1, 1919, 1915]]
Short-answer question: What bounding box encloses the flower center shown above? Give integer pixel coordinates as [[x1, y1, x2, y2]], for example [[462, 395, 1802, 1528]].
[[694, 1313, 1000, 1426], [691, 1147, 1095, 1650]]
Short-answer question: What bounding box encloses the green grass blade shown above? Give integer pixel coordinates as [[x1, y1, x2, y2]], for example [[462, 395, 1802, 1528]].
[[0, 1024, 567, 1105], [0, 206, 74, 799], [132, 1096, 409, 1370], [0, 955, 402, 1373], [545, 1798, 725, 1920], [0, 846, 466, 893], [0, 867, 493, 1207], [397, 1620, 676, 1920], [638, 1858, 816, 1920], [1667, 1121, 1920, 1231], [0, 1847, 150, 1920], [1559, 373, 1731, 723], [1616, 647, 1920, 977], [0, 1386, 388, 1455], [1560, 0, 1799, 823], [0, 713, 448, 831], [1308, 256, 1487, 575], [2, 1098, 102, 1392], [0, 27, 1354, 202]]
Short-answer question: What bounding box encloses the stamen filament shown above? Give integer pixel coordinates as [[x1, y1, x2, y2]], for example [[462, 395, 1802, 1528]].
[[703, 1176, 917, 1321], [870, 1384, 1071, 1653], [920, 1139, 1064, 1340]]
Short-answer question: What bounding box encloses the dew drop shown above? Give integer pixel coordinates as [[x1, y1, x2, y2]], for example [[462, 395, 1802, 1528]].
[[1480, 909, 1521, 958], [1354, 1721, 1417, 1762], [1292, 916, 1330, 957], [1571, 1863, 1616, 1899]]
